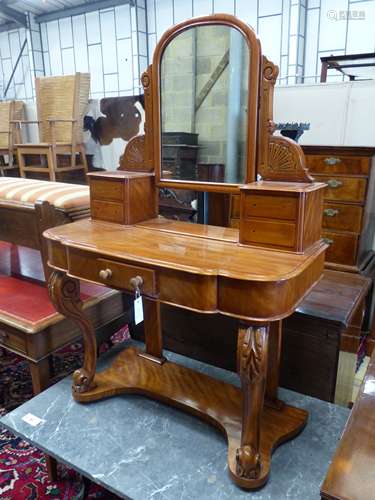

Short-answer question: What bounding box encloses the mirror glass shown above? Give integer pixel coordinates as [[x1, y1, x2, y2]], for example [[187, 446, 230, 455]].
[[160, 24, 250, 184]]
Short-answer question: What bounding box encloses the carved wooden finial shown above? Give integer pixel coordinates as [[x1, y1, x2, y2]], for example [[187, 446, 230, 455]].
[[263, 56, 279, 83]]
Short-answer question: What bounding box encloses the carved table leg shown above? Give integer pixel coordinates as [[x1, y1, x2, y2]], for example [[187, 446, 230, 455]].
[[266, 320, 284, 409], [236, 322, 269, 481], [48, 270, 97, 394]]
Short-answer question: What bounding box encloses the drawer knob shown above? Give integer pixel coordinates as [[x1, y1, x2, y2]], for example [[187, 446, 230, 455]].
[[323, 237, 334, 245], [324, 157, 341, 166], [327, 179, 343, 188], [99, 268, 112, 280], [0, 331, 8, 342], [129, 275, 143, 295], [324, 208, 339, 217]]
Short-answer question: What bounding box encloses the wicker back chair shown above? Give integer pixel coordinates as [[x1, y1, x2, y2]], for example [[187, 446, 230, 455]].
[[15, 73, 90, 182], [0, 100, 24, 176]]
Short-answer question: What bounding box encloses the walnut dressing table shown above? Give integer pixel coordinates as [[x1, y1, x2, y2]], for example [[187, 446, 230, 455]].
[[44, 15, 327, 490]]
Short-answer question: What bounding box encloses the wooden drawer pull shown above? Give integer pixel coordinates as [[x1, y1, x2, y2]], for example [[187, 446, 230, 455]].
[[0, 331, 8, 342], [324, 208, 339, 217], [323, 237, 334, 245], [99, 268, 113, 280], [324, 157, 341, 166], [326, 179, 343, 188], [129, 275, 144, 295]]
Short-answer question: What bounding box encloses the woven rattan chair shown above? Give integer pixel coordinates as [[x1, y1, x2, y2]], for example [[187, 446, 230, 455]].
[[0, 100, 24, 176], [15, 73, 90, 181]]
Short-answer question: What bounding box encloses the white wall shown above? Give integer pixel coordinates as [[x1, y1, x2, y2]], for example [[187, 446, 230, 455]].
[[274, 80, 375, 146], [40, 2, 147, 98], [1, 0, 375, 100]]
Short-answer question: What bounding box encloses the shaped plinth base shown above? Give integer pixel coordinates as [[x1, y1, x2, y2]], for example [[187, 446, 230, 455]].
[[73, 347, 307, 489]]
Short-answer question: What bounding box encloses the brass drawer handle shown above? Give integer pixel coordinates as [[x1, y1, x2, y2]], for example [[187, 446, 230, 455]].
[[324, 208, 339, 217], [327, 179, 343, 188], [0, 331, 8, 343], [129, 275, 143, 295], [99, 268, 112, 280], [323, 237, 334, 245], [324, 157, 341, 166]]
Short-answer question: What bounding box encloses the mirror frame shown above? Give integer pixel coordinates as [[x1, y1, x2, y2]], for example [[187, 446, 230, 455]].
[[143, 14, 261, 194]]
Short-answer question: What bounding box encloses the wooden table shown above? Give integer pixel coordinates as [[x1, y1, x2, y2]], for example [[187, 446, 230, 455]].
[[44, 216, 325, 489]]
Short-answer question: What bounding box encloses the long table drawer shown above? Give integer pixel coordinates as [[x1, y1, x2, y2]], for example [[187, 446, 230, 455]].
[[322, 203, 363, 233], [68, 249, 157, 296], [322, 230, 358, 266], [306, 154, 370, 175], [314, 175, 367, 202]]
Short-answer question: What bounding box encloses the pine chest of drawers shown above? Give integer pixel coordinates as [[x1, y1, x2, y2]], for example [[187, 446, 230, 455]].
[[229, 146, 375, 273]]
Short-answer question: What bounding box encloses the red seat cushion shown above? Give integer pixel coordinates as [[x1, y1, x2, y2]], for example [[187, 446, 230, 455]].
[[0, 274, 110, 331]]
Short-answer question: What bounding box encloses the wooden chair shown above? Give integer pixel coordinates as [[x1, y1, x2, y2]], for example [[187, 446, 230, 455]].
[[15, 73, 90, 181], [0, 100, 24, 176]]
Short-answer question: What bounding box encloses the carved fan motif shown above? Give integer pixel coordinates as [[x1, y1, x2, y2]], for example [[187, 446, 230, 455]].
[[269, 141, 295, 172], [262, 135, 314, 182], [118, 134, 152, 172]]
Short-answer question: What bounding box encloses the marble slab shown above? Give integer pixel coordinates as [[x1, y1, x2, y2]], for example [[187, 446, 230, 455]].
[[0, 340, 349, 500]]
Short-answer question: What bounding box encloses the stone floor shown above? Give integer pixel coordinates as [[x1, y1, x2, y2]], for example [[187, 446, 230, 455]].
[[0, 340, 349, 500]]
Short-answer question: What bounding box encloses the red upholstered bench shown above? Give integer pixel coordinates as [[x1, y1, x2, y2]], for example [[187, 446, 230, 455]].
[[0, 178, 128, 394], [0, 178, 129, 483]]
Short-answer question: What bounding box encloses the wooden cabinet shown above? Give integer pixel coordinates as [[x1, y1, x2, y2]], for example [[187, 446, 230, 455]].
[[303, 146, 375, 272], [230, 146, 375, 272]]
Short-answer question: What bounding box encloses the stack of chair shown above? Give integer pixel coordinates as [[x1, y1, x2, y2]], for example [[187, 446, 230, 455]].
[[0, 100, 24, 176], [15, 73, 90, 182]]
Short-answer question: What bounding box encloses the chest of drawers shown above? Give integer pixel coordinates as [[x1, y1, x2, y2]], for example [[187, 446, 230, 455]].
[[229, 146, 375, 273], [303, 146, 375, 272]]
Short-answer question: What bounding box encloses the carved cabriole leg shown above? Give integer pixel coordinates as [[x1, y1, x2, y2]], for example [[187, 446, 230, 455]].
[[48, 270, 97, 394], [236, 322, 269, 480]]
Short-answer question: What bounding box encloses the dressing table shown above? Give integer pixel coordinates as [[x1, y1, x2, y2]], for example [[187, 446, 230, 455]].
[[44, 14, 327, 490]]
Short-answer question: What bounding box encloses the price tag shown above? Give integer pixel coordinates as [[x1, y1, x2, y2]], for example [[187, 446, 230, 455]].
[[134, 296, 144, 325], [22, 413, 45, 427]]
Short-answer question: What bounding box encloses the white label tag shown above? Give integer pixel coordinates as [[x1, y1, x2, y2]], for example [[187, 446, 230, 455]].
[[134, 296, 144, 325], [22, 413, 45, 427]]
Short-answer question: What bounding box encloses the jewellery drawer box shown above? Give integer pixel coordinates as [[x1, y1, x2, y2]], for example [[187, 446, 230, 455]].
[[239, 181, 325, 253], [88, 171, 158, 225]]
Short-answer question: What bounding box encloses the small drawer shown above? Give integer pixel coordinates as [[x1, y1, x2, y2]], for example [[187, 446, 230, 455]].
[[69, 250, 157, 296], [0, 327, 26, 354], [91, 200, 124, 224], [305, 155, 370, 175], [242, 193, 297, 221], [231, 194, 240, 218], [314, 175, 367, 203], [90, 178, 123, 201], [322, 203, 363, 233], [322, 230, 358, 266], [240, 218, 296, 249]]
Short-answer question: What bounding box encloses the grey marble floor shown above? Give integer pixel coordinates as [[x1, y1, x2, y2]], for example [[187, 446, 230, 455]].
[[0, 340, 349, 500]]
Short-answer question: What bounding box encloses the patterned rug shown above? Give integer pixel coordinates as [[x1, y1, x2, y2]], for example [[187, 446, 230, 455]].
[[0, 329, 129, 499]]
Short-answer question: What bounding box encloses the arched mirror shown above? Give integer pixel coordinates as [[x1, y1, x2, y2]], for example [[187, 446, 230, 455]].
[[153, 17, 260, 192]]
